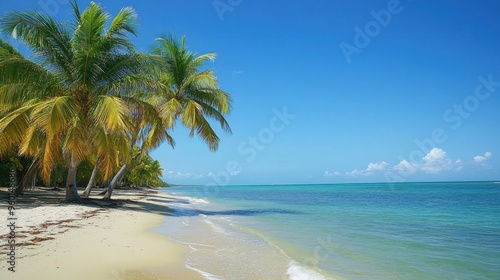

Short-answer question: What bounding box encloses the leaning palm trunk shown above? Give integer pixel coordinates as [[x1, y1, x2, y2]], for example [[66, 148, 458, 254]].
[[30, 174, 36, 191], [65, 161, 80, 202], [0, 2, 154, 203], [102, 163, 127, 200], [15, 159, 39, 196], [82, 163, 100, 197]]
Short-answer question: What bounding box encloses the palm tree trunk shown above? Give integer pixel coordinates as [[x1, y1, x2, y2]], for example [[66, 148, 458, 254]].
[[15, 159, 39, 196], [31, 174, 36, 190], [102, 163, 127, 200], [65, 161, 80, 202], [82, 163, 99, 197]]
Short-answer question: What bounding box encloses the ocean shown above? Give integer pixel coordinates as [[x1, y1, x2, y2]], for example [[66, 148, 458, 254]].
[[154, 182, 500, 279]]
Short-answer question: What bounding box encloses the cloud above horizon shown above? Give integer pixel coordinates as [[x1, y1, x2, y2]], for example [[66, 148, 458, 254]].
[[165, 168, 242, 180], [325, 148, 491, 178], [165, 170, 206, 179], [325, 161, 390, 177], [474, 152, 492, 163]]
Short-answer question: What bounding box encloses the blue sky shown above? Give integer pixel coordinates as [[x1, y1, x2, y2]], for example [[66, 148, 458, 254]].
[[1, 0, 499, 185]]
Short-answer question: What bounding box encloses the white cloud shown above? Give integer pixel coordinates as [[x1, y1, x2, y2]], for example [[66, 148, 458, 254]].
[[326, 161, 390, 177], [346, 169, 364, 176], [421, 148, 454, 174], [166, 171, 206, 179], [394, 160, 418, 174], [324, 171, 341, 177], [325, 147, 491, 178], [423, 148, 446, 163], [474, 152, 492, 163], [393, 148, 461, 174], [367, 161, 389, 172], [232, 70, 243, 75], [166, 169, 242, 180]]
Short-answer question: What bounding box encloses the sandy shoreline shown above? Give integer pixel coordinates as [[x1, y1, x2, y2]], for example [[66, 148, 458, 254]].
[[0, 188, 203, 280]]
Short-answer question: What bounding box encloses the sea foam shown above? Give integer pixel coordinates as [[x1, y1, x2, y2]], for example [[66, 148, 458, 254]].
[[203, 219, 227, 234], [185, 263, 223, 280], [287, 261, 329, 280], [173, 195, 210, 205]]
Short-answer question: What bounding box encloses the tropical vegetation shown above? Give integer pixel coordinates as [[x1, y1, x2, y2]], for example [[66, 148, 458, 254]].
[[0, 1, 231, 202]]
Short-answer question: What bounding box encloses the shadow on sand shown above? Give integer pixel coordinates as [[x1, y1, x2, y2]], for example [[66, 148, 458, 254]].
[[0, 187, 302, 217]]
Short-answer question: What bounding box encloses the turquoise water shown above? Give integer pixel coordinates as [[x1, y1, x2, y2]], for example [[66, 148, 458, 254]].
[[160, 182, 500, 279]]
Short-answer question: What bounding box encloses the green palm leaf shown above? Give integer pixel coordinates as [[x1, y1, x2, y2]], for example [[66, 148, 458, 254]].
[[152, 35, 232, 151]]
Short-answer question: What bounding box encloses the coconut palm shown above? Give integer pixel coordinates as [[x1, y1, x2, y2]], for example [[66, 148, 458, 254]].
[[124, 147, 166, 188], [101, 36, 232, 199], [150, 35, 233, 150], [82, 89, 175, 198], [0, 1, 160, 201], [98, 97, 173, 199]]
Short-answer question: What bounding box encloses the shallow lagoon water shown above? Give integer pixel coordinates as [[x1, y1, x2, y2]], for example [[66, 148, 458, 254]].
[[156, 182, 500, 279]]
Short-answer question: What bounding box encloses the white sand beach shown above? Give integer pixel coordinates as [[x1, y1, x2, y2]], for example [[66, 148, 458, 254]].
[[0, 188, 203, 280]]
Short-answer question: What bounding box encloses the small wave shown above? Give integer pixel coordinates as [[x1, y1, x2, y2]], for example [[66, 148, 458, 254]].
[[204, 219, 227, 234], [287, 261, 329, 280], [173, 240, 216, 248], [172, 195, 210, 205], [189, 245, 198, 252], [185, 263, 223, 280], [191, 197, 210, 204]]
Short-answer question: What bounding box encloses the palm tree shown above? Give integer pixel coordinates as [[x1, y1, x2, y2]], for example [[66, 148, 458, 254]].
[[151, 35, 233, 150], [100, 97, 173, 199], [124, 148, 165, 188], [0, 1, 158, 201], [101, 36, 233, 200]]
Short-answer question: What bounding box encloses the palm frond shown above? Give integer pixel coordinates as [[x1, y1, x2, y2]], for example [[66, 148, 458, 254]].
[[90, 95, 130, 132], [19, 125, 44, 156], [72, 2, 108, 50], [0, 55, 61, 105], [107, 7, 138, 37], [0, 10, 73, 79], [30, 96, 80, 135], [40, 131, 63, 183], [0, 107, 32, 155], [152, 35, 232, 151]]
